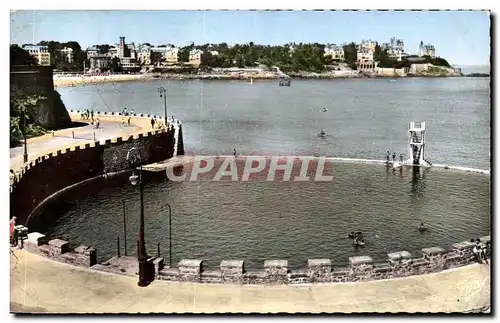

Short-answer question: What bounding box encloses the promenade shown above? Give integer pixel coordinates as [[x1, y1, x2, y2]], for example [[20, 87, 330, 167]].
[[10, 249, 490, 313], [9, 112, 157, 173]]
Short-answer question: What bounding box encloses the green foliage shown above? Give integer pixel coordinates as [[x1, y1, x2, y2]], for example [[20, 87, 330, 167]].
[[200, 51, 216, 67], [342, 42, 357, 70], [373, 43, 397, 68], [35, 40, 86, 71], [184, 42, 330, 72], [10, 95, 47, 147], [422, 56, 450, 68], [10, 45, 36, 66], [110, 57, 122, 72], [178, 46, 192, 63], [95, 44, 110, 54]]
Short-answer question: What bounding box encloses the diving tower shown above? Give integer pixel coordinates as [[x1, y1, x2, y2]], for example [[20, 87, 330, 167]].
[[406, 121, 432, 167]]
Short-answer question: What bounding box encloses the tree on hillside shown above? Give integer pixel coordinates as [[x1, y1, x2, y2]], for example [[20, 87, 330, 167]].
[[323, 55, 334, 65], [110, 57, 122, 72], [96, 44, 110, 54], [10, 45, 36, 66], [200, 51, 216, 67], [422, 56, 450, 68], [374, 43, 397, 68], [178, 43, 195, 62], [342, 42, 357, 70], [34, 40, 86, 71], [10, 94, 46, 147]]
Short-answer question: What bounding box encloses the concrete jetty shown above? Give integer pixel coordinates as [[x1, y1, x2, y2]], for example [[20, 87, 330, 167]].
[[142, 156, 194, 172]]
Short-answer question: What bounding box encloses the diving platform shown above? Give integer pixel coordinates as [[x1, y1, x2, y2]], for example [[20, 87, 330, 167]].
[[392, 121, 432, 169]]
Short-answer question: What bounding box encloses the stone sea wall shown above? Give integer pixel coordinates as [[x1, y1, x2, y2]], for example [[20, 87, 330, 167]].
[[17, 231, 97, 268], [10, 111, 183, 226], [154, 235, 490, 284], [16, 229, 490, 284]]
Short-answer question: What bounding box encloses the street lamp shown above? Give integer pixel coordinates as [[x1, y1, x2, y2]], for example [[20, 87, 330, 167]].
[[22, 108, 28, 163], [165, 203, 172, 267], [157, 87, 167, 123], [126, 147, 150, 287]]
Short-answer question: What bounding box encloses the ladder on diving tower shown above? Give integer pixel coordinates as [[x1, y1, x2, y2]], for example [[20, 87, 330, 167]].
[[407, 121, 431, 167]]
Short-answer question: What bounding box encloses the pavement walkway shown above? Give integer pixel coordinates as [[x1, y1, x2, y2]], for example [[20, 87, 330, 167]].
[[8, 112, 161, 176], [10, 121, 141, 169], [10, 249, 490, 314]]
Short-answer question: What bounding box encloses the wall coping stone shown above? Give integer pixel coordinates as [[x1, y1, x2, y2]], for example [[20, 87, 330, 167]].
[[264, 260, 288, 268], [220, 260, 244, 268], [178, 259, 203, 267], [422, 247, 447, 256], [349, 256, 373, 266], [48, 238, 69, 248], [27, 232, 46, 245], [452, 241, 475, 250], [388, 251, 412, 261], [74, 245, 95, 254], [308, 259, 331, 267]]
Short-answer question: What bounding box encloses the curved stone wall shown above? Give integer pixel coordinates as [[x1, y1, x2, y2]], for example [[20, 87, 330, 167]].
[[16, 230, 490, 284], [10, 111, 183, 226]]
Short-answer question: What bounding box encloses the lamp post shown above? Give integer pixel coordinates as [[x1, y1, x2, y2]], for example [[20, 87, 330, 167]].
[[165, 203, 172, 267], [22, 108, 28, 163], [158, 87, 167, 123], [126, 147, 149, 287]]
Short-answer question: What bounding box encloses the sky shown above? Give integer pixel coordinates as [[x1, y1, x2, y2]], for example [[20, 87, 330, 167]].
[[10, 10, 491, 66]]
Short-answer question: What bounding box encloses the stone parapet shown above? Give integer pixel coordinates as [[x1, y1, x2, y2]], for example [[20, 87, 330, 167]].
[[154, 236, 490, 285], [15, 229, 491, 286], [19, 231, 97, 268]]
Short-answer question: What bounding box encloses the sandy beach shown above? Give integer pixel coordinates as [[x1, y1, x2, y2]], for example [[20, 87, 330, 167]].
[[52, 68, 465, 88], [53, 74, 152, 88]]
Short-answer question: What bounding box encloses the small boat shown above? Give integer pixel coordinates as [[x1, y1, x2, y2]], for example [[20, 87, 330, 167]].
[[318, 130, 327, 138], [279, 80, 291, 87], [322, 108, 328, 112]]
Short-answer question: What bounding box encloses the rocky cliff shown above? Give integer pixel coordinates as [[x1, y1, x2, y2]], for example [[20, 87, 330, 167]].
[[10, 65, 71, 130]]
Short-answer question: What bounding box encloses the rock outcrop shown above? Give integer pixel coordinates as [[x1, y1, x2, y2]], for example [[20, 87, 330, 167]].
[[10, 65, 71, 130]]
